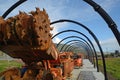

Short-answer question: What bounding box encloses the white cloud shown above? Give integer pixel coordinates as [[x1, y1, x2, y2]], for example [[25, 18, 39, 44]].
[[52, 37, 61, 44], [51, 22, 69, 35], [51, 23, 69, 43], [93, 38, 120, 52], [99, 38, 117, 45]]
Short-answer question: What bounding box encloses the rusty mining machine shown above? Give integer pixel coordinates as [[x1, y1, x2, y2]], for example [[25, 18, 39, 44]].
[[0, 8, 74, 80]]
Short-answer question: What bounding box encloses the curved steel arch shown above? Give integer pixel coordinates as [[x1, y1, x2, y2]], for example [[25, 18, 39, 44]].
[[54, 33, 94, 64], [66, 42, 90, 55], [68, 45, 86, 52], [67, 45, 81, 52], [57, 36, 91, 48], [64, 41, 92, 56], [2, 0, 27, 18], [64, 41, 93, 63], [61, 40, 91, 54], [51, 20, 107, 77], [65, 42, 87, 51], [52, 29, 107, 77], [56, 36, 99, 71], [64, 41, 92, 55], [68, 46, 81, 52], [84, 0, 120, 47], [61, 40, 90, 52], [58, 36, 94, 55], [57, 36, 96, 61], [67, 43, 89, 54], [62, 40, 92, 61]]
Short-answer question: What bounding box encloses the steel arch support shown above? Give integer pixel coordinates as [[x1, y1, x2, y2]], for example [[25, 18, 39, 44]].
[[52, 29, 106, 76], [83, 0, 120, 47], [62, 40, 94, 64], [2, 0, 27, 18], [57, 36, 99, 71], [64, 41, 93, 64], [62, 41, 91, 60]]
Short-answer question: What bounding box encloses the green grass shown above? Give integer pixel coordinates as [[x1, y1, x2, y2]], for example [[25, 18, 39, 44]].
[[0, 60, 22, 72], [98, 58, 120, 80]]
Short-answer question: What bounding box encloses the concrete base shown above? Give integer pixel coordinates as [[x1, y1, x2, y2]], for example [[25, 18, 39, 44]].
[[67, 59, 105, 80]]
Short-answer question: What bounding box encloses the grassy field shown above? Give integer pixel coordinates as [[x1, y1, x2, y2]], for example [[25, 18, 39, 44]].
[[0, 57, 120, 79], [0, 60, 22, 72], [98, 57, 120, 80]]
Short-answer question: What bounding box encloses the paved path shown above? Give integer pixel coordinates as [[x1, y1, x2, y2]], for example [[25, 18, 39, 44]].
[[68, 59, 105, 80], [77, 71, 95, 80]]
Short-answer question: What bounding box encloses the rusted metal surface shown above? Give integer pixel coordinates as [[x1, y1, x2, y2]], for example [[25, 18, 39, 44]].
[[74, 53, 83, 68], [49, 52, 74, 80], [59, 52, 74, 79], [0, 68, 21, 80], [0, 8, 58, 64], [0, 8, 75, 80]]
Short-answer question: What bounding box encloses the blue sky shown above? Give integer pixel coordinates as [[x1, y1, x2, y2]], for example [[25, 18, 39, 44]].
[[0, 0, 120, 52]]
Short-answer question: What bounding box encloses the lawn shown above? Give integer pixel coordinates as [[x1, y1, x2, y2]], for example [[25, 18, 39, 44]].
[[98, 58, 120, 80], [0, 60, 22, 72]]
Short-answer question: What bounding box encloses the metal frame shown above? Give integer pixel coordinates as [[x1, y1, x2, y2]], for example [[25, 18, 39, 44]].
[[60, 40, 94, 65], [52, 29, 106, 77], [56, 36, 98, 69], [66, 41, 91, 55], [2, 0, 27, 18], [84, 0, 120, 47], [51, 19, 107, 78]]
